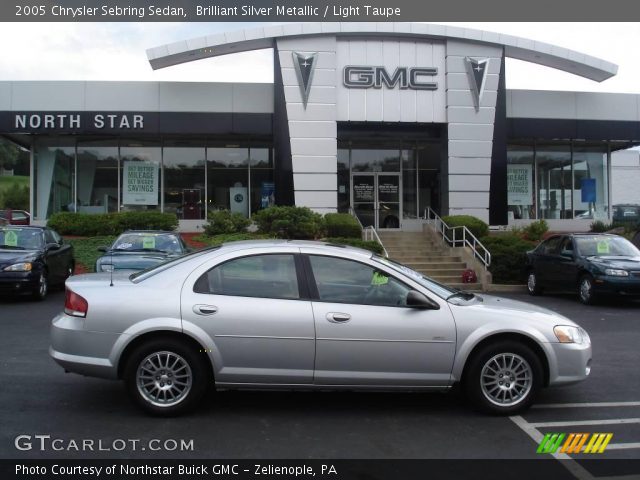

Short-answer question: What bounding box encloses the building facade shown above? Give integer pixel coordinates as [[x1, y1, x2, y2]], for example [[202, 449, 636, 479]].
[[1, 23, 639, 231]]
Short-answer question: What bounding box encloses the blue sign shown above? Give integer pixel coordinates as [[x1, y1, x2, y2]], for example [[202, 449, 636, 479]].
[[581, 178, 596, 203], [261, 182, 275, 209]]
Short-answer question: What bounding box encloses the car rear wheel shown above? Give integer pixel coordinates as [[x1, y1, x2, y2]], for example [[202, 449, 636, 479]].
[[32, 271, 48, 301], [464, 341, 542, 415], [124, 338, 209, 416], [578, 274, 597, 305], [526, 270, 543, 296]]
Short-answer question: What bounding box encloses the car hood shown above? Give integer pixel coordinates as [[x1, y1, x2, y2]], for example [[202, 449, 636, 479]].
[[588, 256, 640, 270], [448, 294, 577, 330], [0, 249, 39, 267], [97, 251, 177, 271]]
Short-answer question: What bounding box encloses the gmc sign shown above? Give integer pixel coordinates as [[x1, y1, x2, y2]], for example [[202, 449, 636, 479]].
[[343, 66, 438, 90]]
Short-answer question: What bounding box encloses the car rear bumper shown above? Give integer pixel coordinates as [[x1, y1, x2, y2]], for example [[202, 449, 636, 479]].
[[548, 341, 592, 386], [593, 275, 640, 296], [50, 313, 121, 379]]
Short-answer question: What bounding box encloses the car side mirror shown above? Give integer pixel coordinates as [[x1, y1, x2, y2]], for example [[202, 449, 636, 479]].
[[97, 246, 108, 252], [46, 243, 61, 252], [406, 290, 440, 310]]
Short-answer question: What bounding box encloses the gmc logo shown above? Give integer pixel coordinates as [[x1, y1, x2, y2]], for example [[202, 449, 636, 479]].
[[343, 66, 438, 90]]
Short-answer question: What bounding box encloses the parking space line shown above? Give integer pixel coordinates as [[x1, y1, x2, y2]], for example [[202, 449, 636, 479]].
[[510, 415, 595, 480], [606, 442, 640, 450], [532, 402, 640, 409], [530, 418, 640, 428]]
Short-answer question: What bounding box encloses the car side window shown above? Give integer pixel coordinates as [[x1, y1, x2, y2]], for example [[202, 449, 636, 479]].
[[308, 255, 411, 307], [539, 237, 561, 255], [560, 237, 574, 255], [194, 254, 300, 300], [44, 229, 56, 244]]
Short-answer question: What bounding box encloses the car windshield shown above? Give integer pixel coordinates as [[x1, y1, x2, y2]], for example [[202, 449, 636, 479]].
[[0, 227, 43, 250], [111, 233, 183, 253], [575, 235, 640, 257], [130, 247, 220, 282], [372, 255, 458, 299]]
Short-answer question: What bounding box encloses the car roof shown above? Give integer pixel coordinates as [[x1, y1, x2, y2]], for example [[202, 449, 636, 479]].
[[0, 225, 44, 231], [214, 239, 375, 258], [120, 230, 178, 234]]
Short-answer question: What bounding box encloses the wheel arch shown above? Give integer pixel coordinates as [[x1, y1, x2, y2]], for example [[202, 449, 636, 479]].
[[459, 332, 550, 388], [116, 330, 213, 380]]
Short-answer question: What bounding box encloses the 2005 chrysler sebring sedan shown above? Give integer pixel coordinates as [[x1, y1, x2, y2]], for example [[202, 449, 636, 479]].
[[50, 241, 592, 416]]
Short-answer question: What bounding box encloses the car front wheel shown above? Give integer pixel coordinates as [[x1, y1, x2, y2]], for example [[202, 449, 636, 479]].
[[526, 270, 543, 296], [464, 341, 542, 415], [124, 338, 210, 416], [32, 271, 48, 301], [578, 274, 597, 305]]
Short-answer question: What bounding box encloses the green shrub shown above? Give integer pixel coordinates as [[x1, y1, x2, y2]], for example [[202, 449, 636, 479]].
[[0, 183, 29, 210], [481, 234, 536, 284], [325, 237, 385, 255], [324, 213, 362, 238], [590, 220, 611, 233], [522, 219, 549, 241], [253, 206, 325, 239], [203, 209, 251, 236], [47, 211, 177, 236], [441, 215, 489, 239]]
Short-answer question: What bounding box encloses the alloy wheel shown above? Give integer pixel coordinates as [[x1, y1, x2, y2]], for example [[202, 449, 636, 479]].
[[480, 353, 533, 407], [580, 277, 593, 303], [136, 351, 193, 408]]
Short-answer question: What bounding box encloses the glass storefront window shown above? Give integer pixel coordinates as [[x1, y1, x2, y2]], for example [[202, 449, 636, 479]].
[[163, 147, 206, 220], [250, 148, 275, 214], [34, 141, 75, 220], [351, 149, 400, 172], [76, 141, 119, 214], [402, 149, 417, 219], [337, 149, 350, 213], [120, 142, 161, 211], [417, 144, 441, 216], [536, 145, 572, 219], [573, 146, 609, 220], [507, 145, 535, 220], [208, 148, 250, 216]]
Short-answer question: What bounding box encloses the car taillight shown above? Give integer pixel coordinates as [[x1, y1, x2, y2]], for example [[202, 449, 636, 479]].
[[65, 288, 88, 318]]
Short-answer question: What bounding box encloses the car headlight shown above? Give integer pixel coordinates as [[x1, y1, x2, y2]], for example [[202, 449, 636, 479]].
[[3, 262, 32, 272], [554, 325, 590, 345], [604, 268, 628, 277], [100, 264, 114, 272]]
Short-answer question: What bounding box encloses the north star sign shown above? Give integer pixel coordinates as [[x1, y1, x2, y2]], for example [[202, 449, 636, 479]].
[[13, 113, 145, 130], [343, 66, 438, 90]]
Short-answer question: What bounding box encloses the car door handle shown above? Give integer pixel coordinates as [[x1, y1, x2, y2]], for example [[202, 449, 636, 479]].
[[326, 312, 351, 323], [193, 304, 218, 316]]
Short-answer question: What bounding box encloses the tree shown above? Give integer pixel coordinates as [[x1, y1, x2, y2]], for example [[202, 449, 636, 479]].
[[0, 139, 19, 172]]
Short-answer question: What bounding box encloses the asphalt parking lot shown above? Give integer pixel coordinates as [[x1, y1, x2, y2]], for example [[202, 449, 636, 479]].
[[1, 290, 639, 473]]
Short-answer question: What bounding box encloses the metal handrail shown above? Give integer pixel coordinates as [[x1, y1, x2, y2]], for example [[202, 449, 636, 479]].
[[423, 207, 491, 269], [348, 207, 389, 258]]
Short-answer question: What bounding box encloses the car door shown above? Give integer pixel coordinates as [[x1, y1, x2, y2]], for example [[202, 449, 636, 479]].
[[180, 248, 316, 385], [302, 251, 457, 387], [553, 236, 579, 288], [42, 229, 64, 282], [531, 236, 562, 287]]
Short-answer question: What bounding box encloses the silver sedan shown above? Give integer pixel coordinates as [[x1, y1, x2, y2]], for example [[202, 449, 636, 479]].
[[50, 240, 592, 416]]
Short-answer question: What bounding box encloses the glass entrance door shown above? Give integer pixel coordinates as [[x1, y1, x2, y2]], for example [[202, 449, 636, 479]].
[[352, 173, 401, 229]]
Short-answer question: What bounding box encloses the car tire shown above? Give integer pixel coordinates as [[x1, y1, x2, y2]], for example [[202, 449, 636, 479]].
[[526, 270, 543, 296], [124, 338, 210, 416], [32, 271, 48, 301], [464, 340, 542, 415], [578, 274, 597, 305]]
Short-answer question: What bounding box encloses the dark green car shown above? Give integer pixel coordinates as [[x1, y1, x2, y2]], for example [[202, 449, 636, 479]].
[[95, 231, 189, 273], [526, 233, 640, 304]]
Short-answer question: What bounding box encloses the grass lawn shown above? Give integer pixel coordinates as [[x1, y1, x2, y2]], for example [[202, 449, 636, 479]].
[[65, 236, 115, 273], [0, 175, 29, 192]]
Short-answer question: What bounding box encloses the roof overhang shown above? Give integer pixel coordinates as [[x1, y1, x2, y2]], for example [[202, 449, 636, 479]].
[[147, 23, 617, 82]]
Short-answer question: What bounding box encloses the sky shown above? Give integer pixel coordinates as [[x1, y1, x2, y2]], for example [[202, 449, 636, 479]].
[[0, 22, 639, 93]]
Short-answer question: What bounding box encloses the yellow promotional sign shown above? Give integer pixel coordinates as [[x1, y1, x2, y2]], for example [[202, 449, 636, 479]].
[[142, 236, 156, 249], [4, 230, 18, 247]]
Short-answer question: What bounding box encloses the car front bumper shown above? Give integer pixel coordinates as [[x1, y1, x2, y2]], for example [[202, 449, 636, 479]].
[[547, 341, 592, 386], [0, 271, 39, 295], [50, 312, 123, 379], [592, 275, 640, 296]]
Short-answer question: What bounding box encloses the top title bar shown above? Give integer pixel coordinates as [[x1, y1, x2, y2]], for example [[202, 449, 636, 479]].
[[5, 0, 640, 21]]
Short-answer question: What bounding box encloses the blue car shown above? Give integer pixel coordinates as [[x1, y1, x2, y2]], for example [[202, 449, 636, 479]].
[[95, 231, 189, 273]]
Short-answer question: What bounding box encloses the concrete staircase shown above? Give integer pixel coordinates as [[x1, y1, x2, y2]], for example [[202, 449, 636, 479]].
[[377, 231, 478, 291]]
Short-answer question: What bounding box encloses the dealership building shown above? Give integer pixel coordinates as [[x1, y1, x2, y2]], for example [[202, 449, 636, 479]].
[[1, 22, 639, 231]]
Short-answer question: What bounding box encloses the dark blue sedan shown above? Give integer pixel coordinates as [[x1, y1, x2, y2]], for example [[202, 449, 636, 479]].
[[0, 226, 75, 300], [526, 233, 640, 304], [95, 231, 189, 273]]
